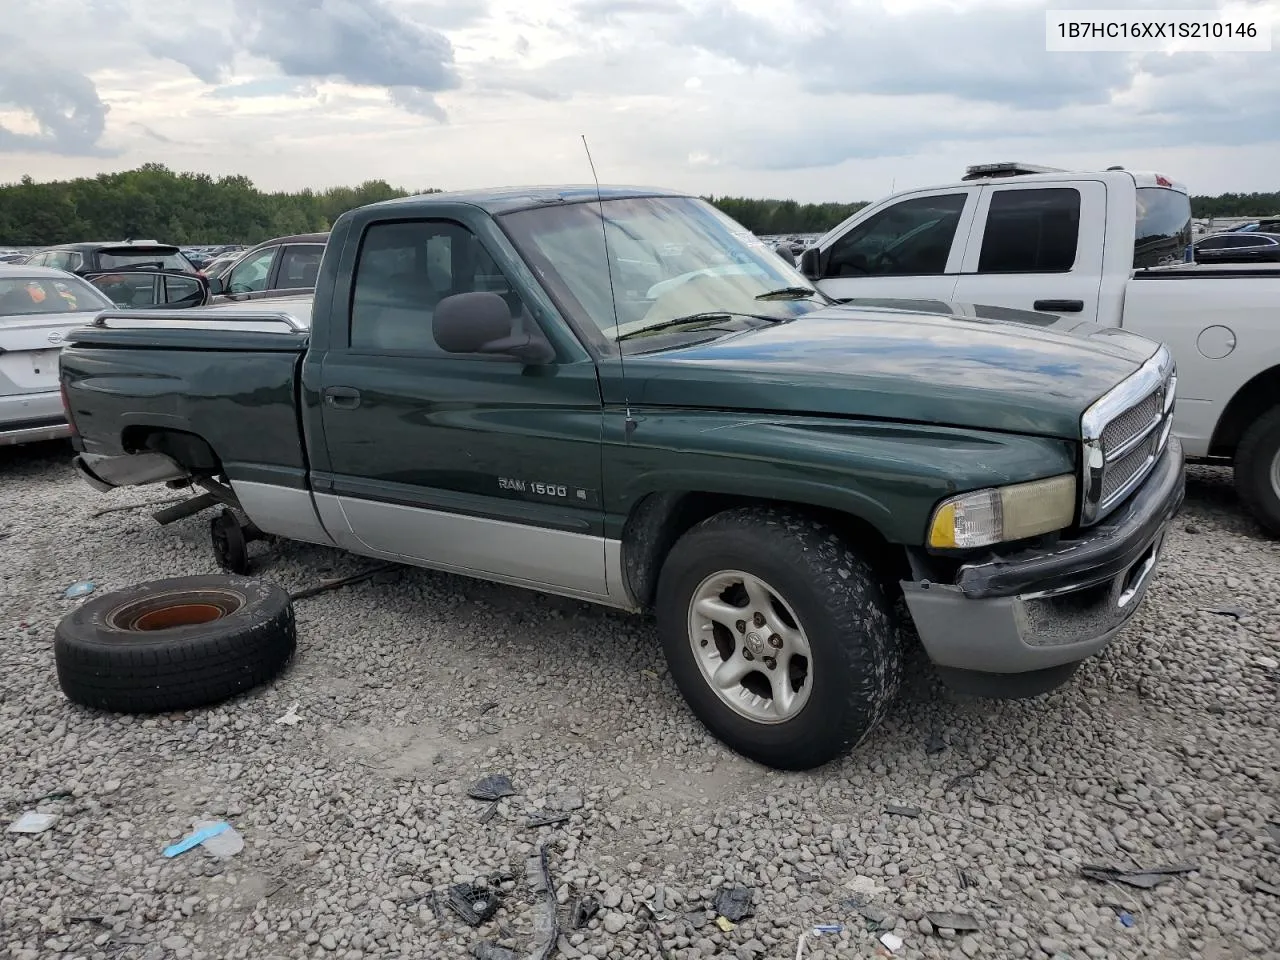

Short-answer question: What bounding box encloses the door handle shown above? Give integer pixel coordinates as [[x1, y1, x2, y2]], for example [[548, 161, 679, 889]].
[[324, 386, 361, 409], [1033, 299, 1085, 313]]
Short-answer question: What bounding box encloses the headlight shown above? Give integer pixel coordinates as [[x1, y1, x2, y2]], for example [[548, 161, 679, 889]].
[[927, 474, 1077, 549]]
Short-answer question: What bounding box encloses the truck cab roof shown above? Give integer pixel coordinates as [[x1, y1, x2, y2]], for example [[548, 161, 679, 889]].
[[370, 184, 689, 217], [955, 163, 1187, 194]]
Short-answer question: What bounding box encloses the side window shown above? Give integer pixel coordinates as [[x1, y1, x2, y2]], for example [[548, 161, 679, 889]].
[[825, 193, 967, 278], [977, 188, 1081, 274], [276, 245, 324, 289], [349, 220, 526, 355], [66, 252, 83, 271], [227, 248, 276, 293], [162, 275, 206, 307], [1227, 235, 1261, 248], [45, 252, 72, 269], [1196, 237, 1227, 250]]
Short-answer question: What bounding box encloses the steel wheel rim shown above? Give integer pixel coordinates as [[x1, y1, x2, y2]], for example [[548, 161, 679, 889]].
[[108, 589, 245, 633], [687, 569, 813, 725], [1271, 447, 1280, 501]]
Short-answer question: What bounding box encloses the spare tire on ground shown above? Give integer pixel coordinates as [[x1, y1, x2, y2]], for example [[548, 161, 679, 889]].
[[54, 574, 296, 713]]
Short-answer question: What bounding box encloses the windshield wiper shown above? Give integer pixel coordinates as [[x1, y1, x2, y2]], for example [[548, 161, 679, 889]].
[[754, 286, 819, 301], [616, 310, 790, 342], [615, 312, 740, 342]]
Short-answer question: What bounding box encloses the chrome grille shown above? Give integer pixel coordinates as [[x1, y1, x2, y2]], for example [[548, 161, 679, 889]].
[[1101, 392, 1161, 455], [1101, 429, 1158, 502], [1080, 347, 1176, 526]]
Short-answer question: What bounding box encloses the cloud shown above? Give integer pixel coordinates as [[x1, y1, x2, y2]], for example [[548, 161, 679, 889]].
[[389, 87, 449, 122], [206, 78, 317, 100], [0, 33, 113, 156], [233, 0, 460, 120], [116, 0, 465, 122], [2, 0, 1279, 198], [547, 0, 1280, 172]]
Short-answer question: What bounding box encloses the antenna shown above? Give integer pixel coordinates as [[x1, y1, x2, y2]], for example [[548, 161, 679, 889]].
[[581, 134, 633, 431]]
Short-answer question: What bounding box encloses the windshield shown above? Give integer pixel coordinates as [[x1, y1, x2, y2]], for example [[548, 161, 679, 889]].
[[500, 196, 824, 344], [0, 275, 113, 316], [97, 248, 192, 271], [1134, 187, 1192, 268]]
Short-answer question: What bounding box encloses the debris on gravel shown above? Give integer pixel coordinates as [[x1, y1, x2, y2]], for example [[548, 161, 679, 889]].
[[2, 444, 1278, 960]]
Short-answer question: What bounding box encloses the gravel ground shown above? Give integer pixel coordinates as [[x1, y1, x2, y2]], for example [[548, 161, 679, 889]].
[[2, 440, 1278, 960]]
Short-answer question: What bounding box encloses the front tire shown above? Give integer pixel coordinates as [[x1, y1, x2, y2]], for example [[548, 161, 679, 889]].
[[655, 507, 901, 771], [1235, 405, 1280, 537]]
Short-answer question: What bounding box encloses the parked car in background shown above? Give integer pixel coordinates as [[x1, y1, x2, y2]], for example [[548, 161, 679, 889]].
[[0, 265, 114, 446], [1194, 232, 1280, 264], [25, 240, 197, 275], [0, 253, 31, 264], [798, 163, 1280, 534], [209, 233, 328, 303], [182, 248, 216, 270], [201, 251, 242, 281], [20, 241, 207, 309]]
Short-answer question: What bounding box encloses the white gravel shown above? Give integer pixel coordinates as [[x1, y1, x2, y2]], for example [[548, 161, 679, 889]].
[[2, 440, 1279, 960]]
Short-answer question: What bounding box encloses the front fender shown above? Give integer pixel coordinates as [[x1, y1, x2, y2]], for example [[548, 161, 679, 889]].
[[606, 411, 1077, 546]]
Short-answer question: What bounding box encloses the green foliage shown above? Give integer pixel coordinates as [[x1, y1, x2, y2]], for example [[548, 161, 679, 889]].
[[1190, 192, 1280, 219], [1, 164, 1275, 245], [0, 164, 437, 246], [703, 195, 869, 235]]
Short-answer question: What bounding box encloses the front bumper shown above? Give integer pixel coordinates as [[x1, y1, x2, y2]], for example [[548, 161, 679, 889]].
[[902, 437, 1184, 679]]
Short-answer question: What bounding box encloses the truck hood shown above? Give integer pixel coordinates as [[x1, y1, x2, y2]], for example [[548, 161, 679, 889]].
[[624, 301, 1159, 439]]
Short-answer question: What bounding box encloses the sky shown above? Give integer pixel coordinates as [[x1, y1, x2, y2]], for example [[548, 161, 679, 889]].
[[0, 0, 1277, 203]]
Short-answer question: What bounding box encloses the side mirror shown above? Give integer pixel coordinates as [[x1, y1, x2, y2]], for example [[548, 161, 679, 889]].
[[207, 276, 226, 296], [433, 292, 555, 364], [799, 246, 821, 280]]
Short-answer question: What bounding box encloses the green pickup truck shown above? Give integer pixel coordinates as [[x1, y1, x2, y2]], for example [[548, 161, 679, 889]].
[[59, 186, 1184, 770]]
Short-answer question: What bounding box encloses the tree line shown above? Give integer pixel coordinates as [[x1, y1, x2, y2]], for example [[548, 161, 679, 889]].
[[0, 164, 434, 247], [0, 164, 1276, 246]]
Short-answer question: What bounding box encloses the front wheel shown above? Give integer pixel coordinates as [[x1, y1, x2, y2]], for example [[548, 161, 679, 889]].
[[655, 507, 902, 771], [1235, 405, 1280, 537]]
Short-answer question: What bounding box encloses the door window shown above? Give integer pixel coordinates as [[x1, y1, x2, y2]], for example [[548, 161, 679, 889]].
[[162, 274, 206, 307], [349, 220, 526, 355], [824, 193, 967, 278], [1195, 236, 1229, 251], [226, 248, 277, 293], [45, 251, 74, 270], [976, 188, 1081, 273], [276, 245, 324, 289]]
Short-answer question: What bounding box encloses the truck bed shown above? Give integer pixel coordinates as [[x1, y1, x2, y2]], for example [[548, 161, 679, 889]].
[[1123, 265, 1280, 459], [60, 306, 313, 490]]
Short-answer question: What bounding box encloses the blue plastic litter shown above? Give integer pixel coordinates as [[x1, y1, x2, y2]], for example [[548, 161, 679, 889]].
[[163, 821, 230, 858], [63, 581, 96, 599], [812, 924, 843, 934], [1119, 912, 1136, 928]]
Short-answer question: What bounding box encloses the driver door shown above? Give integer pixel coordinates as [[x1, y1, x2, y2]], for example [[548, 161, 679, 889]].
[[808, 188, 980, 303]]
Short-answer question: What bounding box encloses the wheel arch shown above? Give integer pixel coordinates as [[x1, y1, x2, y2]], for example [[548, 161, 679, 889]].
[[620, 490, 907, 611], [121, 425, 222, 475], [1209, 363, 1280, 459]]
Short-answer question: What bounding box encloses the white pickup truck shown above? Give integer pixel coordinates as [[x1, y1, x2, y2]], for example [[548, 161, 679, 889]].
[[796, 163, 1280, 535]]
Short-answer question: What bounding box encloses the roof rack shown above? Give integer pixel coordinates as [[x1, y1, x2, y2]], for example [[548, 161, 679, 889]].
[[91, 310, 308, 333], [961, 162, 1069, 181]]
